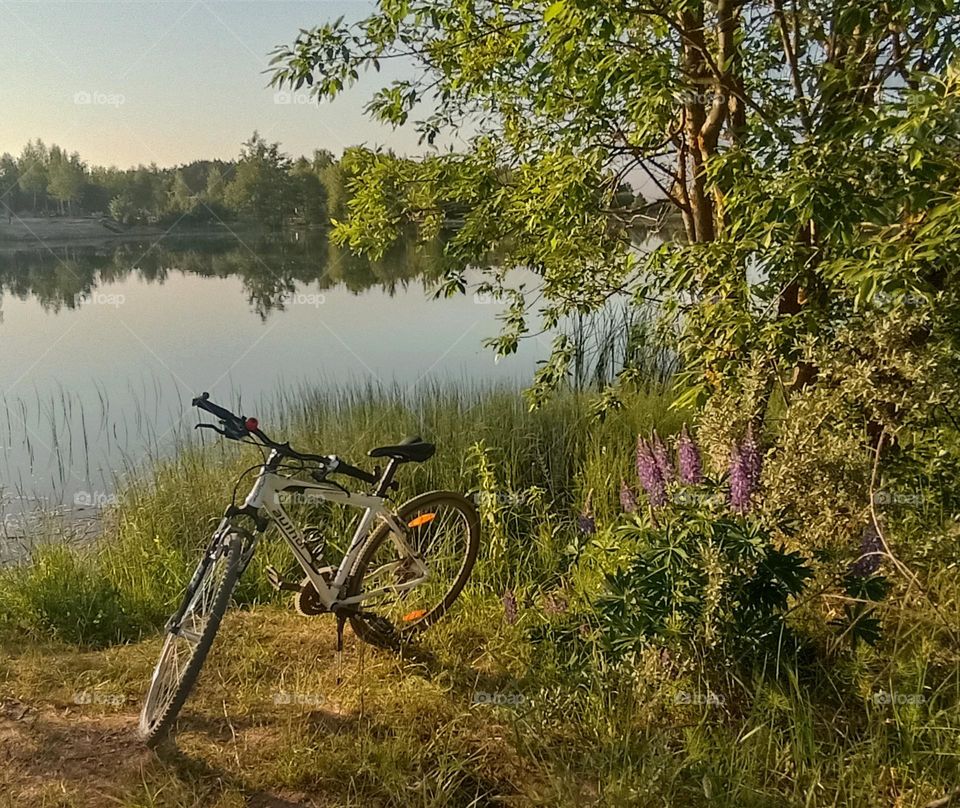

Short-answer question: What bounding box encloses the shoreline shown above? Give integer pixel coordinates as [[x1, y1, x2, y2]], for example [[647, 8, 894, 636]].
[[0, 216, 276, 253]]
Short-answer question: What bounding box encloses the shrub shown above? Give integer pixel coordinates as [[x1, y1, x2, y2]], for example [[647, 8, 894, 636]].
[[589, 426, 812, 664]]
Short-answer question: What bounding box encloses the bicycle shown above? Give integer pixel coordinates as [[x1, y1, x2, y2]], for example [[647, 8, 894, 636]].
[[138, 392, 480, 746]]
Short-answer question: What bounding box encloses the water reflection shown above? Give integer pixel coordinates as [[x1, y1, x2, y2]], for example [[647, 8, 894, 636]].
[[0, 231, 445, 319]]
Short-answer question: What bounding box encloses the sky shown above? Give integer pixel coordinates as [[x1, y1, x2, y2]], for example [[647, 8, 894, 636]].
[[0, 0, 436, 168]]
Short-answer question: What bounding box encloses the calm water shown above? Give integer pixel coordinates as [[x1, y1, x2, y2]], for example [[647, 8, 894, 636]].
[[0, 232, 546, 548]]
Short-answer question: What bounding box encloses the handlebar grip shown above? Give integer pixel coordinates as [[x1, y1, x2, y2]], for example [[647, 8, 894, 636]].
[[192, 392, 239, 424]]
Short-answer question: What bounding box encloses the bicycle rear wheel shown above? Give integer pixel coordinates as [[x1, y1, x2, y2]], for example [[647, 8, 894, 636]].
[[346, 491, 480, 649], [138, 532, 242, 746]]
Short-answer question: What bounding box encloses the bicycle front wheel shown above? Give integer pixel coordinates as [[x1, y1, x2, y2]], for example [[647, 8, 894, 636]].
[[346, 491, 480, 649], [138, 532, 242, 746]]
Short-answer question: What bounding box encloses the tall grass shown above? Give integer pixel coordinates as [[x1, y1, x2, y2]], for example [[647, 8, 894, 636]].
[[0, 383, 957, 806], [0, 382, 677, 645]]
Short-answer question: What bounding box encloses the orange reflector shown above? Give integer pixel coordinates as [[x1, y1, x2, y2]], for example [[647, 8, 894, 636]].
[[407, 513, 437, 529], [402, 609, 428, 622]]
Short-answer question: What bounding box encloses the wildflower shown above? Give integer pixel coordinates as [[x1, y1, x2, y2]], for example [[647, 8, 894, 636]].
[[636, 435, 667, 507], [577, 488, 596, 534], [619, 479, 638, 513], [650, 430, 675, 482], [729, 425, 762, 513], [542, 591, 568, 615], [676, 423, 704, 484], [851, 522, 883, 577], [502, 589, 518, 625]]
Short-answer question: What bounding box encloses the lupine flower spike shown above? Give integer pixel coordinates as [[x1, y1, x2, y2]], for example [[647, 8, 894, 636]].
[[620, 479, 638, 513], [676, 423, 704, 484], [577, 488, 597, 535], [851, 522, 883, 577], [636, 435, 667, 507], [502, 589, 518, 625], [650, 430, 675, 483]]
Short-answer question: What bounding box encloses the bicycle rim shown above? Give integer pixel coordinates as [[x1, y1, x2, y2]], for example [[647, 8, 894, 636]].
[[139, 535, 240, 742]]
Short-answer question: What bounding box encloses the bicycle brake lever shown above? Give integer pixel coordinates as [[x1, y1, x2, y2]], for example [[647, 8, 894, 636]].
[[195, 422, 227, 436]]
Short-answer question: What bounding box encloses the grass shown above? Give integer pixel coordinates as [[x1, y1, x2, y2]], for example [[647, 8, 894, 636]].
[[0, 383, 958, 807]]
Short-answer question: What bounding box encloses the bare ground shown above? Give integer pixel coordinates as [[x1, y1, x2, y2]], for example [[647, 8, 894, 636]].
[[0, 608, 536, 808]]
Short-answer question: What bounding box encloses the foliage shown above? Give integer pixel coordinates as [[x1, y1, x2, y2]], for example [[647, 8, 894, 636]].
[[596, 508, 811, 661], [270, 2, 960, 411], [0, 384, 671, 645], [0, 135, 342, 230]]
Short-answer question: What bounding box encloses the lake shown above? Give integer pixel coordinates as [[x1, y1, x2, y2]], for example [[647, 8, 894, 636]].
[[0, 231, 548, 552]]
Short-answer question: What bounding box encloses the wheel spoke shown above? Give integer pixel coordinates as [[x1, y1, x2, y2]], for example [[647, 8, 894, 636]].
[[140, 535, 238, 741], [353, 498, 475, 633]]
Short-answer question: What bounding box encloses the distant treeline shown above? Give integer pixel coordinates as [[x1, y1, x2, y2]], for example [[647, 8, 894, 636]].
[[0, 133, 349, 229]]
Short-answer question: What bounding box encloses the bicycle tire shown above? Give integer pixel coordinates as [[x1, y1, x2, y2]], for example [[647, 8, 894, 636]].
[[138, 533, 242, 746], [346, 491, 480, 649]]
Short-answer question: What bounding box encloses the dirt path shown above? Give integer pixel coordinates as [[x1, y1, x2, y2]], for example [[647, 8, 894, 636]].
[[0, 699, 148, 804], [0, 610, 528, 807]]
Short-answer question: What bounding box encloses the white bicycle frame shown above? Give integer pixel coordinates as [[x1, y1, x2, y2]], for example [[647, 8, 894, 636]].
[[227, 456, 429, 609]]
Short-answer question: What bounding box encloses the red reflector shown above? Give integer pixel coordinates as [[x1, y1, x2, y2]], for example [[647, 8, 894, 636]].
[[245, 417, 259, 431]]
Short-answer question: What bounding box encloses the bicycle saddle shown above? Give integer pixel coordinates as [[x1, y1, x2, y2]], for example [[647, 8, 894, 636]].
[[368, 436, 436, 463]]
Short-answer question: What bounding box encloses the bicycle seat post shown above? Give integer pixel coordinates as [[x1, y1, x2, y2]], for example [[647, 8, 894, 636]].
[[373, 459, 401, 497]]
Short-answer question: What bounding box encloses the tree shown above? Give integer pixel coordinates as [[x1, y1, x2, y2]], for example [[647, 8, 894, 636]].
[[290, 157, 329, 225], [166, 170, 196, 216], [47, 149, 86, 215], [0, 153, 20, 219], [17, 140, 48, 212], [225, 132, 293, 229], [270, 2, 960, 420], [108, 191, 136, 224], [204, 164, 227, 204]]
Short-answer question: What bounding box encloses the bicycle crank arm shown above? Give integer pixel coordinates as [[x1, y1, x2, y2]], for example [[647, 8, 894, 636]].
[[265, 565, 301, 592]]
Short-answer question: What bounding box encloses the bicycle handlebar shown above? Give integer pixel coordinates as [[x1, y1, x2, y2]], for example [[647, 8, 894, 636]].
[[191, 392, 379, 485]]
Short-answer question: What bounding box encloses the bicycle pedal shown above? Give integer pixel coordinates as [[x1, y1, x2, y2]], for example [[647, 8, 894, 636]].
[[265, 565, 300, 592]]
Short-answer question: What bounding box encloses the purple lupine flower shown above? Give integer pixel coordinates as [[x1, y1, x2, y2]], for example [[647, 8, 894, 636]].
[[636, 435, 667, 507], [676, 423, 704, 484], [577, 489, 597, 534], [740, 422, 762, 489], [650, 430, 675, 483], [542, 591, 569, 615], [851, 522, 883, 577], [728, 442, 753, 513], [502, 589, 518, 625], [620, 479, 638, 513]]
